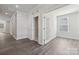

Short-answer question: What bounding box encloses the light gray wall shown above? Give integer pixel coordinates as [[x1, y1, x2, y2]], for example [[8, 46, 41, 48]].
[[57, 12, 79, 39], [43, 13, 56, 44], [6, 21, 10, 33], [10, 11, 31, 40], [0, 14, 10, 33], [46, 4, 79, 40], [16, 11, 29, 40], [10, 13, 17, 39]]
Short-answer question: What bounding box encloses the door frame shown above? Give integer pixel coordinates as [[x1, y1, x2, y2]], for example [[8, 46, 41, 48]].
[[32, 13, 42, 45], [34, 16, 39, 42], [32, 12, 47, 45]]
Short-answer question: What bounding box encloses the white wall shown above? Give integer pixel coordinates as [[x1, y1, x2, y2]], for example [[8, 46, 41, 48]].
[[10, 11, 32, 40], [16, 11, 29, 40], [10, 13, 17, 39], [27, 13, 32, 40], [46, 4, 79, 40], [57, 12, 79, 39], [43, 13, 56, 44], [5, 21, 10, 33]]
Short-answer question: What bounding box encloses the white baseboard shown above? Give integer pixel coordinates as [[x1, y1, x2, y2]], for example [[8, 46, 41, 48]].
[[16, 35, 28, 40], [57, 34, 79, 40], [45, 35, 56, 44]]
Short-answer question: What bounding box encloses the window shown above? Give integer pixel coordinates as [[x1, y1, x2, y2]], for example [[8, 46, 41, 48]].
[[58, 16, 69, 32]]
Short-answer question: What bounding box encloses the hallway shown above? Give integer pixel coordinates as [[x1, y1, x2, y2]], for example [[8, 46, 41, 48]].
[[0, 33, 79, 55]]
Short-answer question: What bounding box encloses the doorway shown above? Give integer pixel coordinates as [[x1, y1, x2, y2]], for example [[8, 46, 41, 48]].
[[34, 16, 39, 42]]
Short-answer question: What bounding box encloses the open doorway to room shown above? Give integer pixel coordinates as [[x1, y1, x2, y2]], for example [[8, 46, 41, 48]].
[[34, 16, 39, 42], [0, 20, 10, 34], [0, 20, 6, 33], [0, 19, 12, 40]]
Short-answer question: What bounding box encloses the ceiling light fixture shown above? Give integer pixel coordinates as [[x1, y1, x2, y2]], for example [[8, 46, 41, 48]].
[[16, 5, 19, 8]]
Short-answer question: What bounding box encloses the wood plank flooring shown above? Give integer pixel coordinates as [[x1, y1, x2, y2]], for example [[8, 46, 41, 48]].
[[0, 33, 79, 55]]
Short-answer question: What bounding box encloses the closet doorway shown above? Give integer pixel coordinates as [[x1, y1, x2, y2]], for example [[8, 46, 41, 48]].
[[34, 16, 39, 42]]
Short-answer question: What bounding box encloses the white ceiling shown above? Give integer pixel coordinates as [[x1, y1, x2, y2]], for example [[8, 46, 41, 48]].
[[36, 4, 69, 13], [0, 4, 68, 18], [0, 4, 38, 17]]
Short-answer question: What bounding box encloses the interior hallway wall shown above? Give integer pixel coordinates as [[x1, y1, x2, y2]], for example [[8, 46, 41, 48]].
[[10, 11, 32, 40], [10, 13, 17, 39], [6, 21, 10, 33], [0, 14, 10, 33], [16, 11, 29, 40], [0, 20, 6, 33]]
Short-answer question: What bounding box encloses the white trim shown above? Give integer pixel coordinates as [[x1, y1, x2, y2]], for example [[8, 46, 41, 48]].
[[57, 34, 79, 40], [45, 35, 56, 44], [16, 36, 28, 40], [32, 12, 42, 45]]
